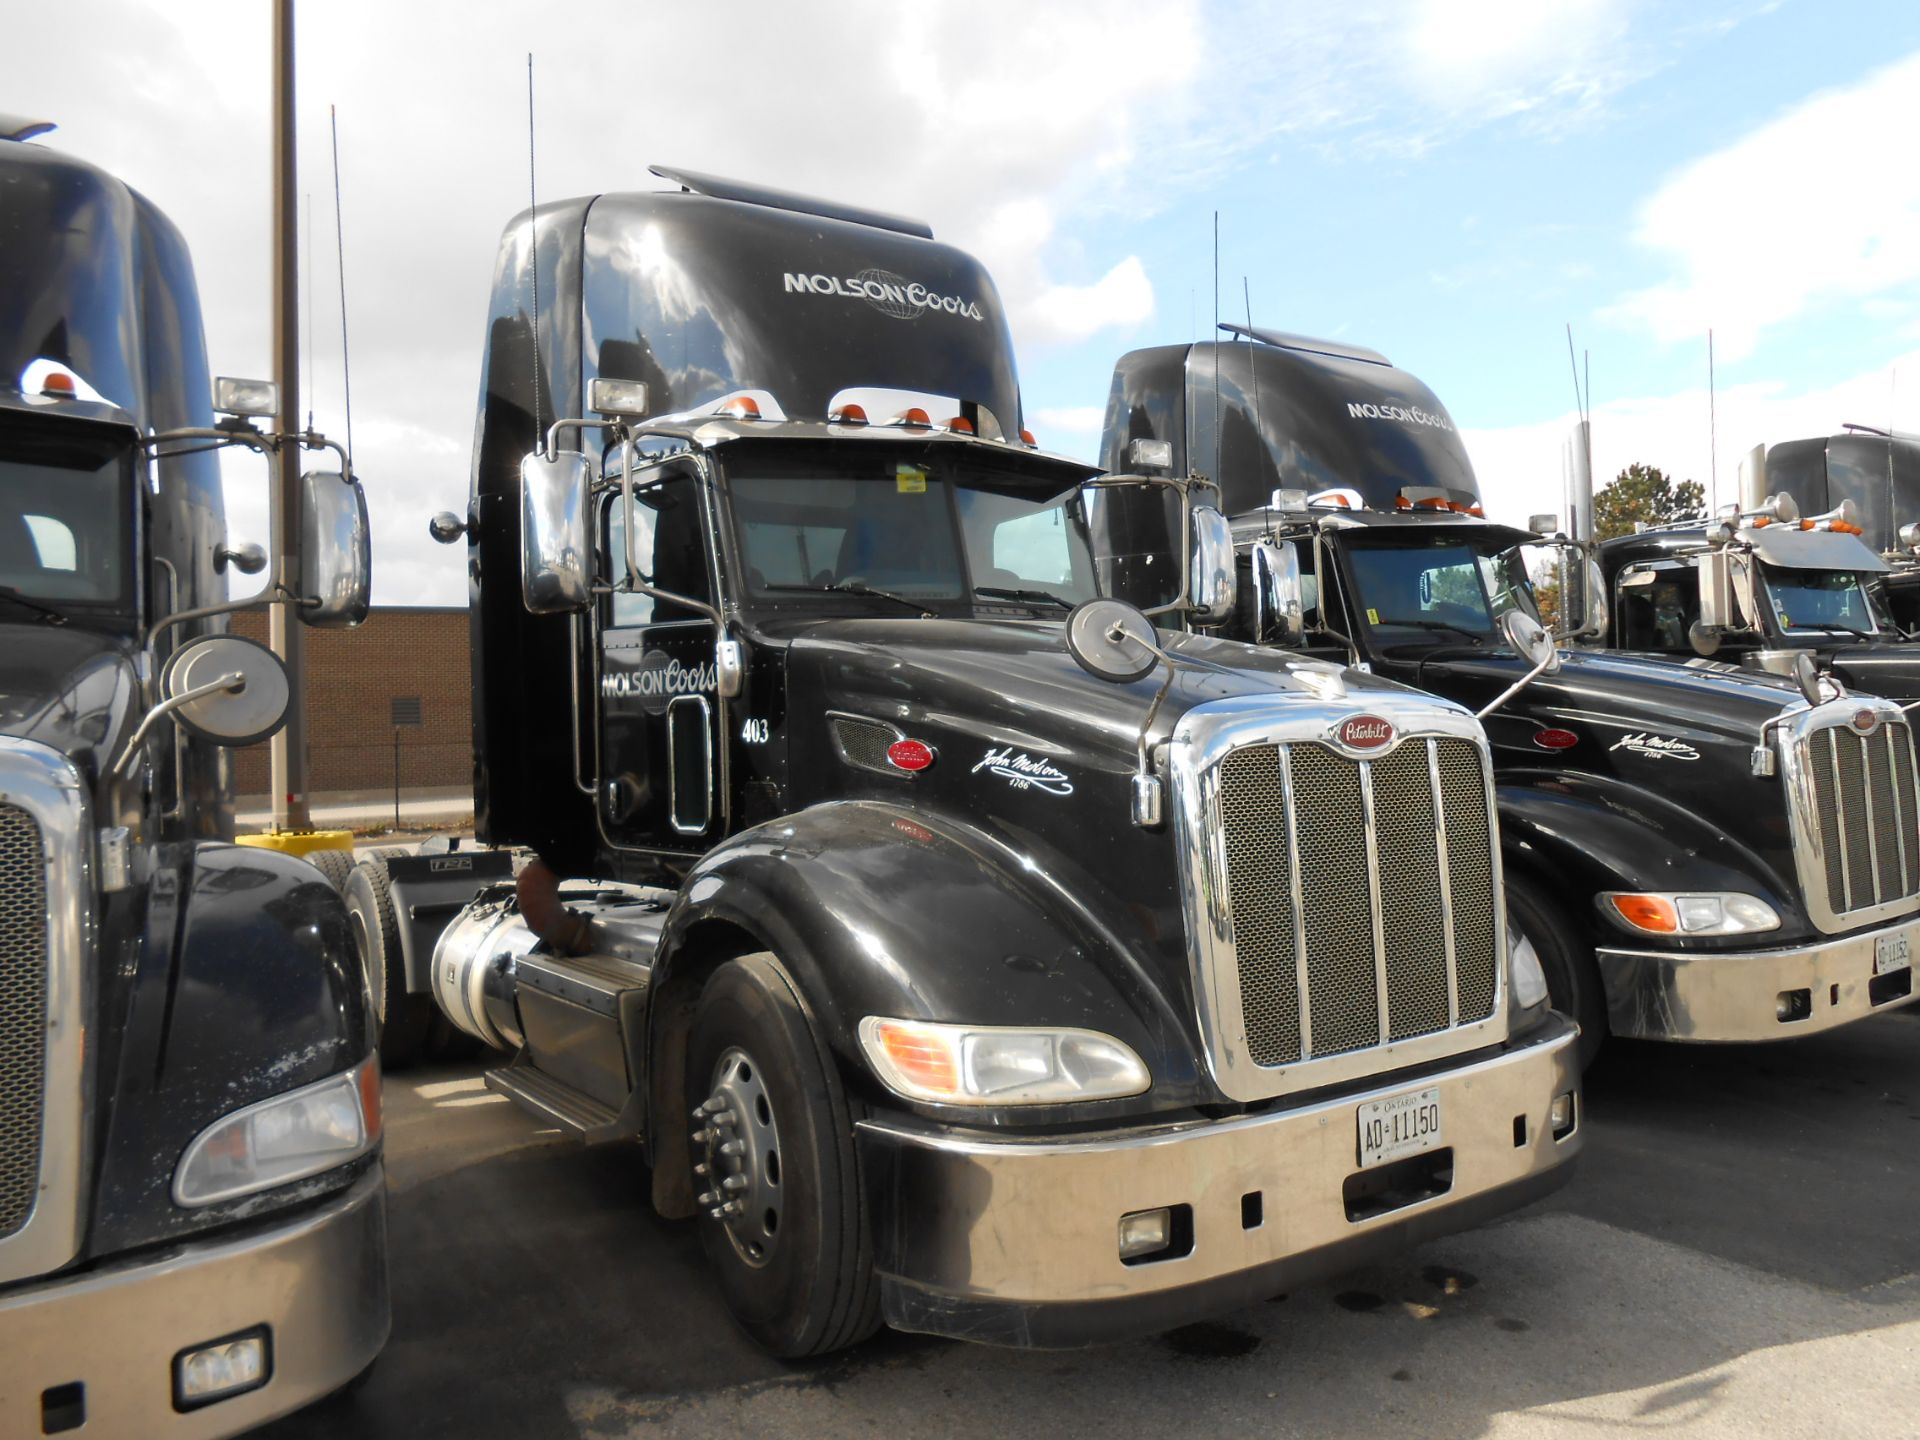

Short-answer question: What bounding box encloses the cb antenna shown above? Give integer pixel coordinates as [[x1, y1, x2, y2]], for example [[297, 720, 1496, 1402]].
[[303, 191, 314, 432], [527, 53, 543, 451], [1244, 276, 1268, 532], [329, 104, 355, 465], [1708, 329, 1717, 512], [1211, 211, 1221, 480]]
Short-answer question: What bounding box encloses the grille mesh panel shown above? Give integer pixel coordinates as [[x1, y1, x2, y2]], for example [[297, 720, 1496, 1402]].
[[1217, 735, 1500, 1069], [0, 804, 46, 1240], [1216, 747, 1301, 1065], [829, 716, 899, 774], [1802, 720, 1920, 916], [1371, 745, 1450, 1041]]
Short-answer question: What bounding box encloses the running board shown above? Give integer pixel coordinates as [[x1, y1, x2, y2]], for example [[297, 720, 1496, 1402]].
[[484, 1059, 641, 1145]]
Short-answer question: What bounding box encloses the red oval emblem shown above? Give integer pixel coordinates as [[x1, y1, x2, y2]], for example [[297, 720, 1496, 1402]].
[[886, 739, 935, 772], [1852, 709, 1878, 734], [1533, 728, 1579, 750], [1338, 715, 1396, 751]]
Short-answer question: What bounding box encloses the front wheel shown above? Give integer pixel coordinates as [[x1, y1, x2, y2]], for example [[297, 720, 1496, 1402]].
[[686, 953, 880, 1358], [1508, 871, 1606, 1072]]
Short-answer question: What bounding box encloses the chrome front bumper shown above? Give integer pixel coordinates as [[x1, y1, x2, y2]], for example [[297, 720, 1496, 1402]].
[[0, 1167, 388, 1438], [857, 1018, 1581, 1347], [1598, 913, 1920, 1042]]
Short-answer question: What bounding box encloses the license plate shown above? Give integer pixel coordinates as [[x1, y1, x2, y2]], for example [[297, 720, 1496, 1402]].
[[1875, 931, 1912, 976], [1357, 1087, 1443, 1170]]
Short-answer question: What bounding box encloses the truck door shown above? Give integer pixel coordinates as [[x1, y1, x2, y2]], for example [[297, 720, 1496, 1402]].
[[597, 468, 725, 852]]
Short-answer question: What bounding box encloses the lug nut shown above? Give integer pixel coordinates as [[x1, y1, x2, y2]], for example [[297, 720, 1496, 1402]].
[[719, 1140, 744, 1157], [693, 1162, 709, 1177], [697, 1189, 717, 1207], [723, 1175, 749, 1193], [692, 1128, 712, 1145]]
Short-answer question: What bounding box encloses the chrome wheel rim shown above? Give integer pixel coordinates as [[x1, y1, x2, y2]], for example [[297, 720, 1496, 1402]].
[[692, 1046, 783, 1267]]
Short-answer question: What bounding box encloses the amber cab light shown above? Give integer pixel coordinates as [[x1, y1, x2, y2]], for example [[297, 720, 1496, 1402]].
[[40, 371, 76, 398], [1019, 428, 1038, 447], [718, 396, 761, 420], [893, 407, 932, 429], [829, 403, 869, 425], [944, 416, 975, 435]]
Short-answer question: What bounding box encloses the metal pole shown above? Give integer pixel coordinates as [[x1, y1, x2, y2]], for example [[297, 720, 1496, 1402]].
[[393, 728, 401, 831], [267, 0, 312, 830]]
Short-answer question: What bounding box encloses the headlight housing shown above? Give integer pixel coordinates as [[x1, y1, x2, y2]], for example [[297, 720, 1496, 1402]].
[[858, 1017, 1150, 1105], [1602, 891, 1782, 937], [174, 1057, 382, 1207]]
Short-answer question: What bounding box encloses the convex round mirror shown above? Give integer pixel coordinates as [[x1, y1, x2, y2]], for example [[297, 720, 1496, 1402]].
[[1064, 598, 1160, 683], [1502, 610, 1561, 674], [1688, 621, 1723, 657], [161, 634, 290, 745], [1791, 652, 1825, 707]]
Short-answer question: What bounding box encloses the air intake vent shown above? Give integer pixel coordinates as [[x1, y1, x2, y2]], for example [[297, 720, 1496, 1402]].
[[829, 713, 904, 776]]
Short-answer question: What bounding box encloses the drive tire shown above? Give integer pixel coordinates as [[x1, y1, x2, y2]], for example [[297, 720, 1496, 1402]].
[[306, 847, 355, 893], [687, 953, 880, 1359], [1508, 871, 1606, 1073], [344, 857, 434, 1069]]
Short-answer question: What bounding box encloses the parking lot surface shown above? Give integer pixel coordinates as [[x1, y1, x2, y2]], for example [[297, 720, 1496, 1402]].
[[263, 1014, 1920, 1439]]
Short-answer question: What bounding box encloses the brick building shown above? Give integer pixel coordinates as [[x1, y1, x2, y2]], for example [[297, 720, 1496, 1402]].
[[230, 606, 472, 805]]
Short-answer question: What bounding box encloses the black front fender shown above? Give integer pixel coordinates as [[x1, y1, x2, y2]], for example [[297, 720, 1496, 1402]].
[[90, 842, 375, 1254], [1497, 772, 1812, 945], [654, 800, 1209, 1122]]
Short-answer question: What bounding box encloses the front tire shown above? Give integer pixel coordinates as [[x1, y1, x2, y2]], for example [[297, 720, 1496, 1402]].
[[686, 953, 880, 1358], [1508, 871, 1606, 1072], [344, 857, 434, 1068]]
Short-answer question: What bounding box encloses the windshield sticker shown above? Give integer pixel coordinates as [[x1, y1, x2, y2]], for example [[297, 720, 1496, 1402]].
[[896, 465, 928, 494], [972, 747, 1073, 796], [601, 650, 716, 717], [1610, 732, 1700, 762], [1366, 608, 1381, 624], [782, 269, 985, 323]]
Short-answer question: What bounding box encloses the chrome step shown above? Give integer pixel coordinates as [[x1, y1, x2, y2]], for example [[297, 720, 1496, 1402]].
[[484, 1060, 637, 1144]]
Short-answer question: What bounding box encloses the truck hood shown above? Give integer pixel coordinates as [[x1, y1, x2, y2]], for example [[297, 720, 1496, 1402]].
[[1767, 644, 1920, 704], [0, 621, 140, 771], [783, 616, 1452, 777]]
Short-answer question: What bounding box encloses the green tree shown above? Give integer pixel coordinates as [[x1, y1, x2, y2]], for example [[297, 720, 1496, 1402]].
[[1592, 463, 1707, 542]]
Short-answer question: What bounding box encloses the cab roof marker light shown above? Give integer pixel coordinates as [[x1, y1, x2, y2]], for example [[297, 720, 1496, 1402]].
[[945, 415, 975, 435], [717, 395, 762, 421], [40, 371, 75, 398], [1019, 428, 1038, 447], [829, 403, 869, 425], [892, 407, 932, 429]]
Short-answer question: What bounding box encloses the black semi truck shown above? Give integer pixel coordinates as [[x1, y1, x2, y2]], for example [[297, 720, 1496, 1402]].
[[361, 169, 1582, 1357], [1098, 330, 1920, 1067], [1591, 427, 1920, 704], [0, 123, 386, 1434]]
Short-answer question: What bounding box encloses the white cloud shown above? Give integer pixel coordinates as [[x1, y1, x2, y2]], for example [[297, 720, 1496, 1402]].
[[1463, 349, 1920, 529], [1604, 49, 1920, 360], [1030, 405, 1109, 437]]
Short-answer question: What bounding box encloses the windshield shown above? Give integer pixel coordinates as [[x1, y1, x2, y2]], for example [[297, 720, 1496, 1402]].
[[1760, 564, 1879, 636], [1344, 539, 1539, 647], [1, 420, 134, 610], [723, 448, 1099, 615]]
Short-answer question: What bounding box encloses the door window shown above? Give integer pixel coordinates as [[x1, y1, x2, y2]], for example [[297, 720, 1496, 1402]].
[[603, 473, 713, 627]]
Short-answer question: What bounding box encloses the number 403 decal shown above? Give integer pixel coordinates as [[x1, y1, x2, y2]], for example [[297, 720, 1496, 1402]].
[[740, 717, 771, 744]]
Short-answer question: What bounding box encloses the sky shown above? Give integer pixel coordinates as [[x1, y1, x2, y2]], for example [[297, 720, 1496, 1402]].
[[7, 0, 1920, 604]]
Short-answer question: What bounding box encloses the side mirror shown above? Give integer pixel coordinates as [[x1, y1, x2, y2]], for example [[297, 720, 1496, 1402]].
[[297, 471, 371, 627], [1503, 610, 1561, 675], [1249, 540, 1305, 646], [161, 634, 290, 745], [521, 450, 592, 615], [1574, 557, 1608, 640], [1189, 505, 1235, 624]]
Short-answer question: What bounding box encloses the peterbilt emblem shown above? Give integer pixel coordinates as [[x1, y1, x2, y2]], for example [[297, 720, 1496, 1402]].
[[1852, 709, 1880, 734], [1336, 715, 1396, 751]]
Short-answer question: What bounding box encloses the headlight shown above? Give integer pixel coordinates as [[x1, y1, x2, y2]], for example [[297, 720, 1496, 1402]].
[[174, 1057, 382, 1207], [858, 1017, 1150, 1105], [1507, 926, 1551, 1011], [1602, 891, 1782, 937]]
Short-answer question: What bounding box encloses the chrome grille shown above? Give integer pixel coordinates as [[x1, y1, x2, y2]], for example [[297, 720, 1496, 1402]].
[[1801, 720, 1920, 918], [1217, 735, 1499, 1068], [0, 804, 46, 1240]]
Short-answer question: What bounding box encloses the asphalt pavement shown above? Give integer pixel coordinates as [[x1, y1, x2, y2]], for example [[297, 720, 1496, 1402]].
[[261, 1014, 1920, 1440]]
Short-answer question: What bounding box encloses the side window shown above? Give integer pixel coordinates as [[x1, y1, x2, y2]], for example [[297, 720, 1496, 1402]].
[[1616, 569, 1697, 651], [22, 515, 78, 570], [604, 473, 712, 628]]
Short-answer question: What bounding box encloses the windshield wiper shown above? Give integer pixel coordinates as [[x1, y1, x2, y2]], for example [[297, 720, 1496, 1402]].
[[973, 585, 1072, 611], [1378, 618, 1488, 643], [0, 587, 69, 625], [761, 581, 936, 617], [1785, 623, 1873, 640]]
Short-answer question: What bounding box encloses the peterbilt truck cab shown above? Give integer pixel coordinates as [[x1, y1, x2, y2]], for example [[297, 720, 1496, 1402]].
[[0, 123, 385, 1434], [400, 169, 1581, 1357], [1593, 427, 1920, 706], [1099, 329, 1920, 1068]]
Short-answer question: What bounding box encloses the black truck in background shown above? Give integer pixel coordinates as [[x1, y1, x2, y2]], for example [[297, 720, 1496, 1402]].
[[1098, 329, 1920, 1069], [1592, 426, 1920, 705], [0, 122, 386, 1435], [353, 169, 1582, 1357]]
